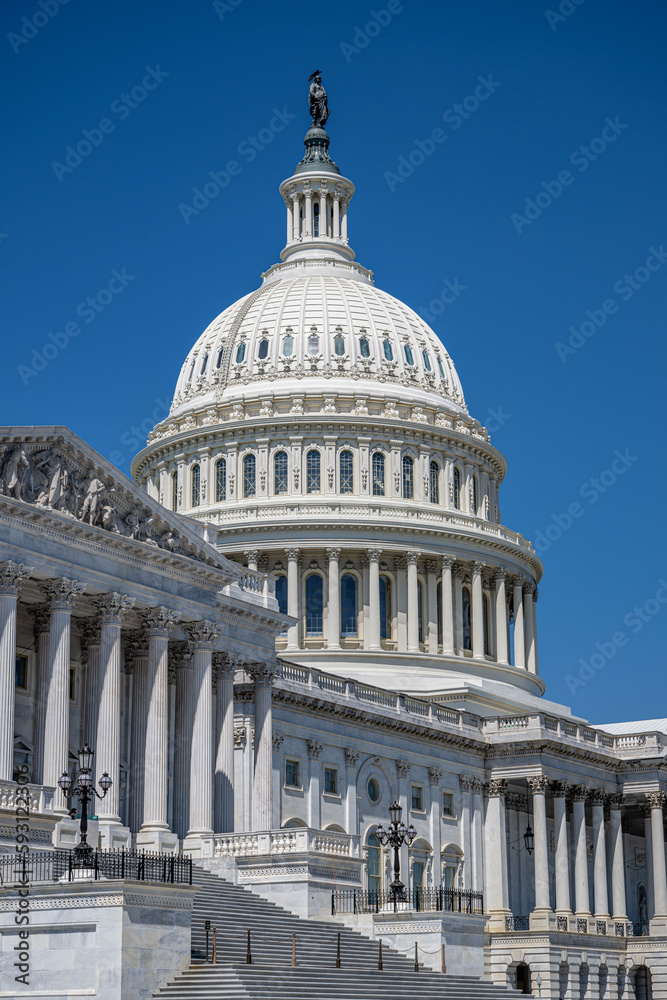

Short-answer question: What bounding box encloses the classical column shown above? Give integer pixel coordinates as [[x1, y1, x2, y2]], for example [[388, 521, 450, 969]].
[[589, 790, 609, 918], [79, 619, 101, 767], [484, 779, 511, 927], [453, 565, 463, 654], [429, 768, 442, 879], [137, 606, 179, 852], [172, 642, 193, 840], [182, 620, 218, 846], [341, 198, 349, 242], [471, 779, 485, 893], [344, 749, 359, 834], [94, 593, 134, 840], [285, 548, 301, 650], [0, 562, 31, 782], [646, 791, 667, 920], [367, 549, 382, 651], [460, 777, 473, 890], [406, 550, 420, 652], [41, 578, 85, 812], [319, 186, 327, 237], [552, 781, 572, 915], [512, 576, 525, 668], [471, 561, 485, 658], [249, 661, 278, 831], [28, 605, 50, 785], [609, 795, 627, 920], [523, 582, 537, 673], [125, 631, 149, 835], [292, 193, 300, 240], [528, 776, 551, 916], [506, 795, 522, 915], [426, 561, 439, 654], [307, 740, 322, 829], [494, 568, 508, 664], [641, 803, 655, 919], [214, 653, 236, 833], [326, 547, 342, 650], [285, 197, 293, 243], [303, 182, 312, 236], [396, 760, 411, 883], [244, 549, 259, 573], [394, 556, 408, 652], [332, 192, 340, 238], [441, 556, 455, 656], [572, 786, 591, 917]]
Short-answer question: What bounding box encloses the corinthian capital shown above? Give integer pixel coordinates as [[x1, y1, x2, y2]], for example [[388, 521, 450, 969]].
[[29, 604, 50, 635], [141, 606, 179, 637], [183, 619, 220, 650], [95, 592, 135, 625], [406, 551, 421, 566], [326, 547, 342, 561], [41, 577, 86, 610], [247, 658, 280, 685], [527, 775, 550, 795], [646, 790, 666, 810], [0, 561, 33, 597], [487, 779, 508, 798]]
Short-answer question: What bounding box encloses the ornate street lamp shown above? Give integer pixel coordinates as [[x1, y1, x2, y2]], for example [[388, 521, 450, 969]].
[[375, 800, 417, 901], [58, 744, 112, 867], [523, 822, 534, 856]]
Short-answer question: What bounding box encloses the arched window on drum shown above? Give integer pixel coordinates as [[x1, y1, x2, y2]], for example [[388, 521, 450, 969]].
[[243, 454, 256, 498], [215, 458, 226, 502], [462, 585, 472, 651], [429, 460, 439, 504], [191, 464, 200, 508], [306, 450, 321, 493], [339, 450, 354, 493], [305, 574, 324, 637], [402, 455, 414, 500], [274, 451, 288, 495], [340, 573, 358, 638], [452, 467, 461, 509], [372, 452, 385, 496]]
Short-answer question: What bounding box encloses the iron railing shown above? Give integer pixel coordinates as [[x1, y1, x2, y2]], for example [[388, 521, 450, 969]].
[[332, 887, 484, 915], [0, 849, 192, 886]]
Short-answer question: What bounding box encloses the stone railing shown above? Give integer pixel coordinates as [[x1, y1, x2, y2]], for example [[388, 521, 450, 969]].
[[0, 780, 55, 815], [221, 571, 277, 609], [482, 715, 666, 758], [213, 828, 360, 859]]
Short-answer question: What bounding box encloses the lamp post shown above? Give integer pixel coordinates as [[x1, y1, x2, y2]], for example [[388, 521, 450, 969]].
[[57, 744, 112, 867], [375, 800, 417, 902]]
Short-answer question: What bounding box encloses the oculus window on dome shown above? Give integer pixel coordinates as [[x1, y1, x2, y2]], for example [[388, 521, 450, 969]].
[[235, 343, 246, 364], [283, 334, 294, 357], [258, 338, 269, 360], [359, 336, 371, 358]]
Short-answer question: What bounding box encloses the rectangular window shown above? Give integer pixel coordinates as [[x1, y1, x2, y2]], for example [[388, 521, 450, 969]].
[[285, 760, 300, 788], [442, 792, 454, 817], [15, 655, 27, 689], [411, 785, 423, 811], [324, 767, 338, 794], [69, 666, 76, 701]]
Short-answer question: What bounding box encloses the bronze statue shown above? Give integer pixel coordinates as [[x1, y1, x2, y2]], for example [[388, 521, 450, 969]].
[[308, 71, 330, 128]]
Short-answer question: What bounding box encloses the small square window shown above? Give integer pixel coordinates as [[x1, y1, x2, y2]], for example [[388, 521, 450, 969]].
[[411, 785, 423, 811], [442, 792, 454, 817], [285, 760, 300, 788], [324, 768, 338, 794], [69, 666, 76, 701], [15, 655, 27, 690]]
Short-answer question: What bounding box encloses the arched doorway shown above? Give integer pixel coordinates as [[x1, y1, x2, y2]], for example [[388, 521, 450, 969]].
[[633, 965, 652, 1000], [516, 963, 531, 994]]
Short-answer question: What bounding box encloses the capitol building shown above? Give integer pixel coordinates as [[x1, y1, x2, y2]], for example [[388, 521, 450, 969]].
[[0, 84, 665, 1000]]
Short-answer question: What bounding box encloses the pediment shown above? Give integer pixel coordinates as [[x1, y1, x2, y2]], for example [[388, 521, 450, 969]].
[[0, 426, 237, 577]]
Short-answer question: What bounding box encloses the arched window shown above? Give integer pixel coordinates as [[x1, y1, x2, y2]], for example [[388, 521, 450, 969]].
[[380, 575, 392, 640], [282, 334, 293, 357], [216, 347, 224, 368], [188, 358, 196, 380], [422, 350, 432, 371], [307, 333, 319, 355], [404, 344, 415, 366], [437, 356, 446, 380], [402, 455, 414, 499], [340, 574, 358, 637], [452, 467, 461, 509], [372, 452, 385, 496], [483, 593, 491, 656], [383, 339, 393, 361], [274, 451, 288, 494], [417, 580, 424, 643], [305, 574, 323, 636], [243, 454, 256, 498], [258, 338, 269, 360], [215, 457, 226, 502], [471, 476, 478, 516], [367, 832, 381, 899], [339, 450, 353, 493], [462, 585, 472, 651], [235, 342, 246, 363], [429, 460, 439, 504], [359, 336, 371, 358], [201, 353, 209, 374], [313, 201, 320, 236], [171, 470, 178, 511], [275, 575, 288, 616], [191, 463, 200, 507], [306, 450, 320, 493], [437, 581, 443, 645], [334, 333, 345, 356]]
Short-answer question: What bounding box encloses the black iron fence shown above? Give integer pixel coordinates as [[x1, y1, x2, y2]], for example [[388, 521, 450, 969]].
[[332, 887, 484, 916], [0, 849, 192, 886]]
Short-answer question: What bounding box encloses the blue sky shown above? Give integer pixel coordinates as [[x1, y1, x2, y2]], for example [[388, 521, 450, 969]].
[[2, 0, 665, 725]]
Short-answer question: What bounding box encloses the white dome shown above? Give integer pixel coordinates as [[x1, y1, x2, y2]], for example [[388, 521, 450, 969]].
[[169, 261, 466, 418]]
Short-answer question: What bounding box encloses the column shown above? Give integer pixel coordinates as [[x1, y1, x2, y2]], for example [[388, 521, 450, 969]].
[[172, 642, 193, 840], [307, 740, 322, 829], [319, 186, 327, 238], [460, 777, 473, 890], [406, 550, 420, 652], [292, 193, 300, 240], [494, 568, 508, 664], [367, 548, 382, 651], [642, 803, 655, 918], [426, 561, 439, 654], [304, 182, 312, 236], [0, 562, 31, 781], [249, 661, 278, 831], [646, 791, 667, 921], [471, 561, 485, 659], [512, 576, 525, 668], [524, 582, 537, 673], [484, 779, 510, 928], [285, 548, 301, 650], [214, 653, 236, 833], [572, 786, 591, 917], [441, 556, 455, 656], [326, 547, 341, 650], [183, 620, 218, 847], [471, 780, 484, 893], [137, 606, 179, 852], [396, 761, 411, 885], [395, 556, 408, 652], [506, 796, 521, 914], [95, 593, 134, 842], [344, 749, 359, 835], [590, 790, 609, 918], [79, 619, 101, 768], [528, 776, 551, 916], [609, 795, 627, 920], [125, 631, 149, 835], [332, 192, 340, 238], [552, 781, 572, 915], [41, 577, 85, 812], [285, 197, 293, 243], [453, 566, 463, 654], [244, 549, 259, 572], [341, 198, 349, 242], [429, 768, 442, 882], [28, 604, 50, 785]]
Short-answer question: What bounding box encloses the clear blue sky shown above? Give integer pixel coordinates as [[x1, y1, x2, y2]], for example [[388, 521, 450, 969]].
[[2, 0, 665, 725]]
